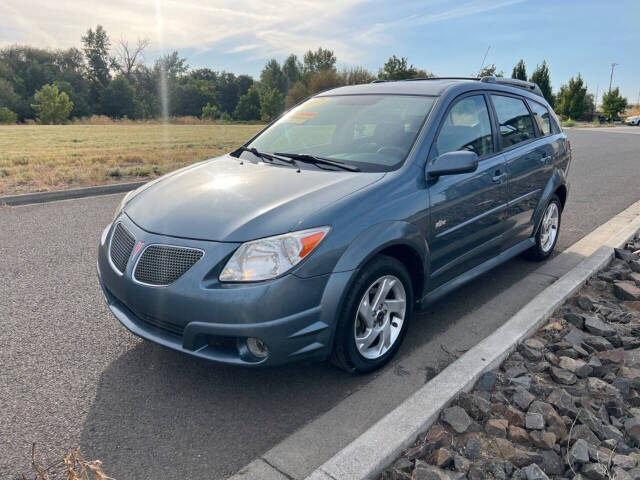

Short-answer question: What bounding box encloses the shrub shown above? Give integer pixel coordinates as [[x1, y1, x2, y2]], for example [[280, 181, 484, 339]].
[[201, 103, 221, 120], [0, 107, 18, 124], [31, 84, 74, 124]]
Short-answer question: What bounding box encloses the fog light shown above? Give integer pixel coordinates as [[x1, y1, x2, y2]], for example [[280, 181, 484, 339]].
[[246, 337, 269, 359]]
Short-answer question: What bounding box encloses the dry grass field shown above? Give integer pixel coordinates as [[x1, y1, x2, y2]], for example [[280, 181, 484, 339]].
[[0, 123, 264, 195]]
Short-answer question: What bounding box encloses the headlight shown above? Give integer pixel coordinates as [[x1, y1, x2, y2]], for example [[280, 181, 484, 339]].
[[219, 226, 330, 282]]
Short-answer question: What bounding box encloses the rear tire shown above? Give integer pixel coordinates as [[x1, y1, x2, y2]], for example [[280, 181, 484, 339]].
[[523, 195, 562, 261], [330, 255, 413, 373]]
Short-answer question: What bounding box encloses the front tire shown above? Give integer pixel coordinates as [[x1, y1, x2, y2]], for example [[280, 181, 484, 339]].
[[330, 255, 413, 373], [524, 195, 562, 261]]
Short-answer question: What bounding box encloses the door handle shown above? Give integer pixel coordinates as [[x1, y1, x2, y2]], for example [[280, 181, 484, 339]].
[[540, 155, 551, 165], [492, 171, 507, 184]]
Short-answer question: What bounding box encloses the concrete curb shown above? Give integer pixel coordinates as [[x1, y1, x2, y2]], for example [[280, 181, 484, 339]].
[[0, 181, 146, 206], [306, 218, 640, 480]]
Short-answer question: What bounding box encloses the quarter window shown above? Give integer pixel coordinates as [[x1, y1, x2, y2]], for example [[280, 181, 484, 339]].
[[435, 95, 493, 157], [527, 100, 551, 136], [491, 95, 536, 148]]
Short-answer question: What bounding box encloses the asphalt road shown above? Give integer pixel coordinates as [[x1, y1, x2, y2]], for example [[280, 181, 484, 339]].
[[1, 127, 640, 479]]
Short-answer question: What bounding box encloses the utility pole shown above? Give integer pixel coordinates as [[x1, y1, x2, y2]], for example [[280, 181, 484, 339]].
[[593, 84, 599, 120], [609, 62, 619, 92], [479, 45, 490, 75], [636, 89, 640, 108]]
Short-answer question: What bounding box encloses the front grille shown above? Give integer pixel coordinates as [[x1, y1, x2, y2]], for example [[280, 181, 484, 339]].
[[109, 223, 136, 274], [134, 245, 204, 286]]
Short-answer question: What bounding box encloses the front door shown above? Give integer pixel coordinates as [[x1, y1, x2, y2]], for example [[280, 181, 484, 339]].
[[427, 93, 509, 288]]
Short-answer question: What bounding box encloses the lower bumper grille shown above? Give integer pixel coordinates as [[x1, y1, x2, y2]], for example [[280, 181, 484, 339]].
[[133, 245, 204, 286], [134, 309, 185, 336]]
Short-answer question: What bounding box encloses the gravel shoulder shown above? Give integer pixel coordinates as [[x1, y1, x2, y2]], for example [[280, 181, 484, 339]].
[[380, 238, 640, 480]]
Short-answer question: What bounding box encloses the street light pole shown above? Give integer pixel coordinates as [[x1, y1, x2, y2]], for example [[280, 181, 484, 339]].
[[609, 62, 619, 92]]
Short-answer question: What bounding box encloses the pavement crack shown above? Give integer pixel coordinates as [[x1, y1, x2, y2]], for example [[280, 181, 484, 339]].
[[261, 457, 295, 480]]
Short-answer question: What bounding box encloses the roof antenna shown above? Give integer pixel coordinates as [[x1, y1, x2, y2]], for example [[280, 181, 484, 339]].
[[479, 45, 491, 74]]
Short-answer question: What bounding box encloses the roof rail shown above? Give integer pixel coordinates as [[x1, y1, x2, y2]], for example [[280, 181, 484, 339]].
[[480, 76, 543, 97], [372, 76, 479, 84]]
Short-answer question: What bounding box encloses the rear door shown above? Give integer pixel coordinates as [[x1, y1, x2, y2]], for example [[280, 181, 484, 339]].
[[489, 94, 551, 249], [427, 93, 509, 287]]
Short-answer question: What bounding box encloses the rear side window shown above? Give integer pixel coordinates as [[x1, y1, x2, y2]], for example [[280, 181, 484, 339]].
[[527, 100, 551, 136], [491, 95, 536, 148], [435, 95, 493, 158]]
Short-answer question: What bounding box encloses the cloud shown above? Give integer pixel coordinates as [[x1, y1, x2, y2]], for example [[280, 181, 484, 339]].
[[0, 0, 524, 66]]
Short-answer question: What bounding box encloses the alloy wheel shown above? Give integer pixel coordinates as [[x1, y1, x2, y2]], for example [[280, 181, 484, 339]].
[[354, 275, 406, 360], [540, 202, 559, 253]]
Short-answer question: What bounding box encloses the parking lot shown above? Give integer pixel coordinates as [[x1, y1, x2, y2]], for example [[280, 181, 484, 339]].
[[1, 127, 640, 479]]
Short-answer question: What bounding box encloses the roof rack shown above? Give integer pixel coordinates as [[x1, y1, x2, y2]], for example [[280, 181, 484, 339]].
[[370, 75, 544, 98], [371, 77, 478, 84], [480, 76, 543, 97]]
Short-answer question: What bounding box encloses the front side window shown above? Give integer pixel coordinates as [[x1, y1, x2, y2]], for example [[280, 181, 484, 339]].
[[527, 99, 551, 136], [434, 95, 493, 157], [246, 95, 435, 171], [491, 95, 536, 148]]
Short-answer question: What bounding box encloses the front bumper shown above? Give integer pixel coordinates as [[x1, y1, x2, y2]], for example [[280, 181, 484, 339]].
[[97, 215, 353, 366]]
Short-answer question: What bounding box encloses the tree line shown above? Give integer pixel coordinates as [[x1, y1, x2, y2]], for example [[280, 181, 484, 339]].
[[0, 25, 629, 125], [483, 59, 628, 121]]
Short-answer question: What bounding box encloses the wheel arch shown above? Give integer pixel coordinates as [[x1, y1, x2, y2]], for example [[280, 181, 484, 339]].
[[333, 220, 429, 304], [532, 170, 568, 235]]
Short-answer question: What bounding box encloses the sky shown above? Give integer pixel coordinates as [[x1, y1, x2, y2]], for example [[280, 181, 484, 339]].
[[1, 0, 639, 104]]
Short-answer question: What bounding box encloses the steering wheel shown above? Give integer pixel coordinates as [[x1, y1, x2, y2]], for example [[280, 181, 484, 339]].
[[376, 146, 405, 158], [358, 142, 378, 153]]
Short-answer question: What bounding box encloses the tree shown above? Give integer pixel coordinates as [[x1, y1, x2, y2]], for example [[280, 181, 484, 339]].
[[511, 59, 527, 80], [530, 61, 553, 106], [285, 81, 308, 108], [601, 87, 628, 120], [378, 55, 421, 80], [170, 76, 218, 117], [477, 64, 504, 78], [81, 25, 113, 85], [0, 107, 18, 124], [303, 48, 337, 74], [340, 66, 376, 85], [260, 59, 287, 96], [0, 78, 21, 113], [154, 51, 188, 80], [260, 88, 284, 121], [308, 69, 344, 95], [115, 36, 150, 80], [234, 85, 261, 120], [101, 75, 136, 118], [555, 74, 588, 120], [31, 84, 73, 123], [133, 90, 160, 119], [53, 80, 90, 118], [282, 54, 302, 87]]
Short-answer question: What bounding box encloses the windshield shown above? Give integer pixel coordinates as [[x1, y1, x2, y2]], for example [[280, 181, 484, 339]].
[[246, 94, 435, 171]]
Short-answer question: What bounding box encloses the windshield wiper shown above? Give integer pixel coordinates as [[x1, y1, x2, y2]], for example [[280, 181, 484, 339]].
[[273, 152, 360, 172], [235, 146, 299, 170]]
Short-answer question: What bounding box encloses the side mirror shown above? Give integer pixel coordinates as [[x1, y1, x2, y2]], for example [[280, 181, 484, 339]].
[[427, 151, 479, 178]]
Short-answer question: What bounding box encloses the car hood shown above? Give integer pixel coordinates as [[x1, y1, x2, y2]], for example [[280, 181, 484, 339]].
[[125, 155, 385, 242]]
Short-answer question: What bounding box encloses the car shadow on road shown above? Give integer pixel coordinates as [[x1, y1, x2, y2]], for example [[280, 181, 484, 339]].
[[79, 340, 367, 479]]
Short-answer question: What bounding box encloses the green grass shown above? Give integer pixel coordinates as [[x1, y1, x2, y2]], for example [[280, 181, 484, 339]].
[[0, 123, 264, 195]]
